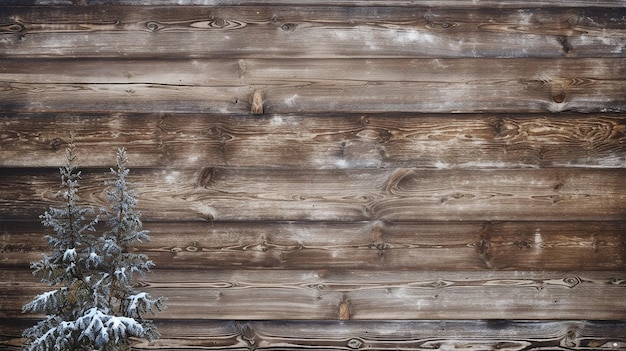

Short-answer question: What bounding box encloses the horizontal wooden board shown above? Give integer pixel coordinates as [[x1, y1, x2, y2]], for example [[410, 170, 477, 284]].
[[2, 319, 625, 351], [1, 112, 624, 169], [3, 1, 626, 6], [3, 269, 626, 320], [1, 167, 624, 221], [1, 6, 625, 59], [1, 58, 625, 113], [2, 221, 624, 271]]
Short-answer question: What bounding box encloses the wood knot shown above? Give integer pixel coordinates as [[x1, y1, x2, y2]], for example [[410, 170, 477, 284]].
[[146, 21, 162, 32], [197, 167, 214, 188], [557, 36, 573, 54], [212, 18, 227, 28], [4, 22, 25, 33], [50, 137, 67, 151], [281, 22, 298, 31], [347, 338, 363, 349], [251, 90, 264, 115], [476, 239, 491, 256], [562, 276, 582, 288], [236, 322, 257, 347], [339, 301, 350, 320], [553, 90, 567, 103]]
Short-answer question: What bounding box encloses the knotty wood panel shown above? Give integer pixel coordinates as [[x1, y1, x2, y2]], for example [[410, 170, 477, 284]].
[[1, 6, 625, 59], [2, 319, 625, 350], [2, 58, 625, 113], [1, 1, 625, 347], [3, 221, 624, 271], [2, 269, 626, 320], [1, 112, 624, 169], [1, 167, 623, 221]]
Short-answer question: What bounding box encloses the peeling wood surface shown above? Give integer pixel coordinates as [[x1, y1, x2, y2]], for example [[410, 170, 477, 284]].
[[1, 1, 626, 349]]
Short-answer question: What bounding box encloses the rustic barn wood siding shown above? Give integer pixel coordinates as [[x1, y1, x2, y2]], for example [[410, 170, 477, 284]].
[[1, 1, 625, 349]]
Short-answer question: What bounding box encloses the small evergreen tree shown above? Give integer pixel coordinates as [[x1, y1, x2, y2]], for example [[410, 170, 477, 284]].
[[22, 140, 164, 351]]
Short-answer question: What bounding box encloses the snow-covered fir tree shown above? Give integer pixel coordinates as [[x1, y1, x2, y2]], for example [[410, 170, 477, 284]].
[[22, 141, 164, 351]]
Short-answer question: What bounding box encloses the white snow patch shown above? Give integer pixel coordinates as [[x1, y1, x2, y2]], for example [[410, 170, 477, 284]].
[[433, 161, 539, 169], [435, 161, 450, 169], [165, 171, 180, 184], [335, 159, 349, 168], [188, 154, 200, 163], [556, 154, 626, 168], [194, 203, 217, 219], [430, 59, 449, 70], [394, 30, 435, 45], [534, 231, 543, 245], [284, 94, 298, 107], [63, 248, 77, 262], [271, 115, 284, 125], [534, 230, 543, 253], [516, 9, 534, 25], [127, 292, 148, 314]]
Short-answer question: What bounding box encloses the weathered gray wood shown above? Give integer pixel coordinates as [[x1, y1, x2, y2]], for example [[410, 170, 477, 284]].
[[2, 319, 625, 350], [3, 269, 626, 320], [1, 58, 625, 113], [1, 112, 624, 169], [1, 6, 625, 58], [3, 221, 624, 271], [1, 167, 623, 221]]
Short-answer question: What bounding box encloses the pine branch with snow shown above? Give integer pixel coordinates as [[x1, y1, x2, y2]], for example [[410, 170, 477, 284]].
[[22, 142, 164, 351]]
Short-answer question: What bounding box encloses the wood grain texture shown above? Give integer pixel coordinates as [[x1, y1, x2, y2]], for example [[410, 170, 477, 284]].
[[1, 2, 626, 348], [3, 1, 626, 6], [2, 319, 625, 350], [1, 167, 624, 221], [1, 58, 625, 113], [1, 6, 625, 59], [3, 269, 626, 320], [1, 112, 624, 169], [3, 221, 624, 271]]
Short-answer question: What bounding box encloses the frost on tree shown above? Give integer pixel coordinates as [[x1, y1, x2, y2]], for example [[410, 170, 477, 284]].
[[22, 141, 165, 351]]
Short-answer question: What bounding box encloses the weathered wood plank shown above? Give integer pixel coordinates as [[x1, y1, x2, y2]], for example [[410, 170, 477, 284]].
[[3, 1, 626, 6], [3, 221, 624, 271], [2, 319, 625, 351], [1, 167, 624, 221], [3, 269, 626, 320], [4, 58, 626, 86], [1, 112, 624, 169], [1, 6, 625, 58], [1, 58, 625, 113]]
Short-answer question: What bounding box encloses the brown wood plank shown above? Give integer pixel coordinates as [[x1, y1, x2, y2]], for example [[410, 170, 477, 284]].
[[0, 167, 624, 222], [1, 6, 624, 59], [3, 221, 624, 271], [1, 112, 624, 169], [2, 319, 625, 351], [3, 1, 626, 6], [3, 269, 626, 320], [1, 58, 625, 113]]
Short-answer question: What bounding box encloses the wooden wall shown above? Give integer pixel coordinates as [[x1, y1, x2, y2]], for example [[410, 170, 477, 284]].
[[1, 1, 625, 349]]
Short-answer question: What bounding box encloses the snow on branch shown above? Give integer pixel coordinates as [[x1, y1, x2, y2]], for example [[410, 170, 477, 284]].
[[22, 141, 165, 351]]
